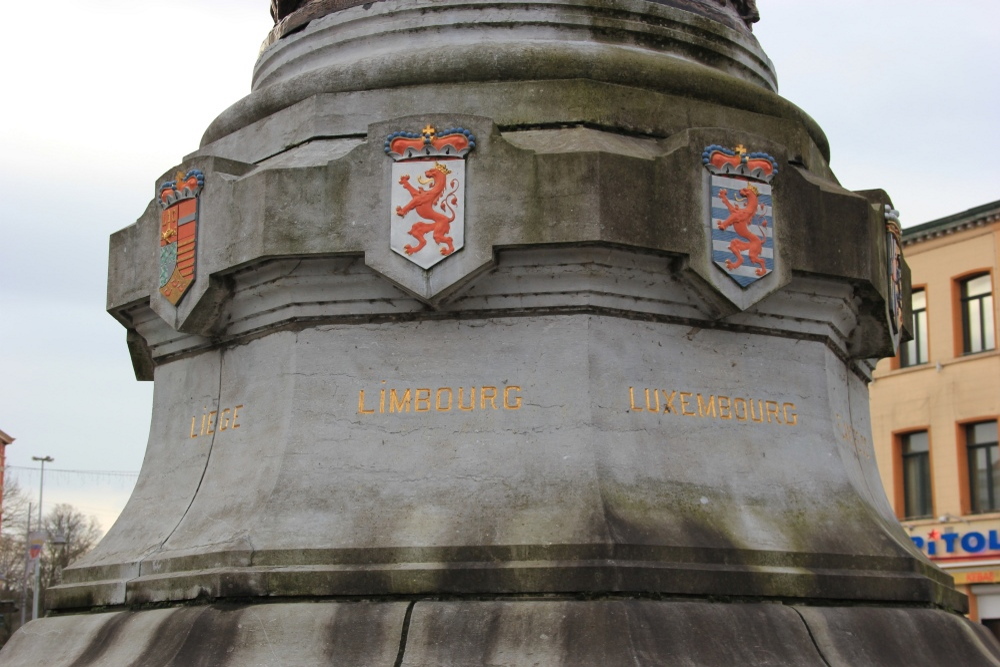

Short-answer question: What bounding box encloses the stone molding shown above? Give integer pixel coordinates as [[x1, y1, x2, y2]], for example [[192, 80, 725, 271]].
[[118, 250, 861, 368], [254, 0, 773, 92], [8, 600, 1000, 666]]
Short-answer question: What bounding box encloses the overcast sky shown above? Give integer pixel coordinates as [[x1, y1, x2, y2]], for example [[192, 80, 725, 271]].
[[1, 0, 998, 532]]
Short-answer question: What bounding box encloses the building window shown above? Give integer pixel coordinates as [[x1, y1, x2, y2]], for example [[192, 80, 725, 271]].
[[961, 274, 995, 354], [968, 421, 1000, 513], [900, 288, 928, 367], [901, 431, 932, 519]]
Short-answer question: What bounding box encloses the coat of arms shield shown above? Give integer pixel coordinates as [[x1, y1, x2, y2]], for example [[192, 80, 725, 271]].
[[385, 125, 476, 270], [885, 205, 904, 349], [158, 169, 204, 305], [703, 145, 778, 287]]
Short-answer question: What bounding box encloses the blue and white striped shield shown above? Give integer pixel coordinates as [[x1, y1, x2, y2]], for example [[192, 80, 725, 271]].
[[710, 175, 774, 286], [702, 145, 778, 288]]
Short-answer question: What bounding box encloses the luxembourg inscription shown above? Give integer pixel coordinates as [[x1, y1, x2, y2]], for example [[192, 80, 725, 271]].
[[358, 385, 522, 414], [629, 387, 798, 426]]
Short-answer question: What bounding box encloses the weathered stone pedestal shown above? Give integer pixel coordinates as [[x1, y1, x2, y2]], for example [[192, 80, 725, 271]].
[[4, 0, 1000, 664]]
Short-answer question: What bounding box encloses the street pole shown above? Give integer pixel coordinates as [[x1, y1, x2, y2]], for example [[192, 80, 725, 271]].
[[19, 502, 31, 628], [31, 456, 53, 621]]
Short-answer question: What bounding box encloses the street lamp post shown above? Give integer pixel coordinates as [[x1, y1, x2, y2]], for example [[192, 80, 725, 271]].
[[18, 503, 31, 628], [30, 456, 53, 621]]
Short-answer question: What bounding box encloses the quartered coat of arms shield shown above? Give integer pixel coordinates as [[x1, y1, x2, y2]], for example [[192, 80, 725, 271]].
[[385, 125, 476, 270], [703, 145, 778, 287], [885, 204, 904, 351], [158, 169, 204, 305]]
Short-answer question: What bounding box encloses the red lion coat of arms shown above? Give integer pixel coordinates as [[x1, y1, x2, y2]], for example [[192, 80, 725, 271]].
[[703, 144, 778, 287], [386, 125, 476, 269]]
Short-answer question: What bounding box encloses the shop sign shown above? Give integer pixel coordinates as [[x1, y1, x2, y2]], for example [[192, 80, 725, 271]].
[[952, 570, 1000, 586], [911, 528, 1000, 560]]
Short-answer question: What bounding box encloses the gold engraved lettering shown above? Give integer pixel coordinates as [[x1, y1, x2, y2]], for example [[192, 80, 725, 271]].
[[504, 386, 522, 410], [390, 389, 412, 413], [765, 400, 781, 424], [783, 403, 798, 426], [698, 394, 716, 418], [645, 389, 659, 412], [680, 392, 696, 416], [628, 387, 798, 427], [662, 390, 678, 415], [358, 385, 525, 416], [629, 387, 643, 412], [481, 386, 498, 410], [436, 388, 453, 412], [188, 405, 244, 436], [459, 387, 475, 411], [733, 398, 747, 422], [415, 388, 432, 412]]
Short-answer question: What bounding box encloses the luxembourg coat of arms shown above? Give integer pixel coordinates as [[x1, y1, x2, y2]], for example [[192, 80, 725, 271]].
[[702, 145, 778, 287], [158, 169, 204, 305], [384, 125, 476, 269]]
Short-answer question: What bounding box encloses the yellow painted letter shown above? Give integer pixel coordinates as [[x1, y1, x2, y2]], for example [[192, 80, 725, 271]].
[[645, 389, 659, 412], [459, 387, 475, 411], [629, 387, 643, 412], [504, 386, 522, 410], [390, 389, 412, 413], [481, 386, 498, 410], [697, 394, 716, 418], [415, 388, 431, 412], [436, 388, 453, 412], [765, 401, 781, 424], [734, 399, 747, 422], [783, 403, 798, 426]]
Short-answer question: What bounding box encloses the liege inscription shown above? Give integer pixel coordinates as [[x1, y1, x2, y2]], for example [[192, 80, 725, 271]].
[[629, 387, 797, 426], [189, 404, 244, 438], [358, 385, 522, 414]]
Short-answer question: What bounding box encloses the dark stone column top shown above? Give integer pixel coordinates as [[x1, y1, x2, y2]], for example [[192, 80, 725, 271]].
[[270, 0, 307, 22]]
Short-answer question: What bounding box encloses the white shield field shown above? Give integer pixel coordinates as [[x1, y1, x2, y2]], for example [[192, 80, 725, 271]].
[[390, 157, 466, 269]]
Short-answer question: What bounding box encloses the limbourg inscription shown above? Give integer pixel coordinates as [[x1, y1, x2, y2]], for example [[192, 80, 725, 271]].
[[358, 385, 522, 414], [190, 405, 244, 438], [629, 388, 797, 426]]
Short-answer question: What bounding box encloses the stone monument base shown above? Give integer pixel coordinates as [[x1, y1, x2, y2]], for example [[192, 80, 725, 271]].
[[4, 599, 1000, 666], [6, 1, 998, 665]]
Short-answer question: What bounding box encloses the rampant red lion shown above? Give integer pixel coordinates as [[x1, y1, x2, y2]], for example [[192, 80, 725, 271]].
[[717, 183, 769, 276], [395, 162, 459, 256]]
